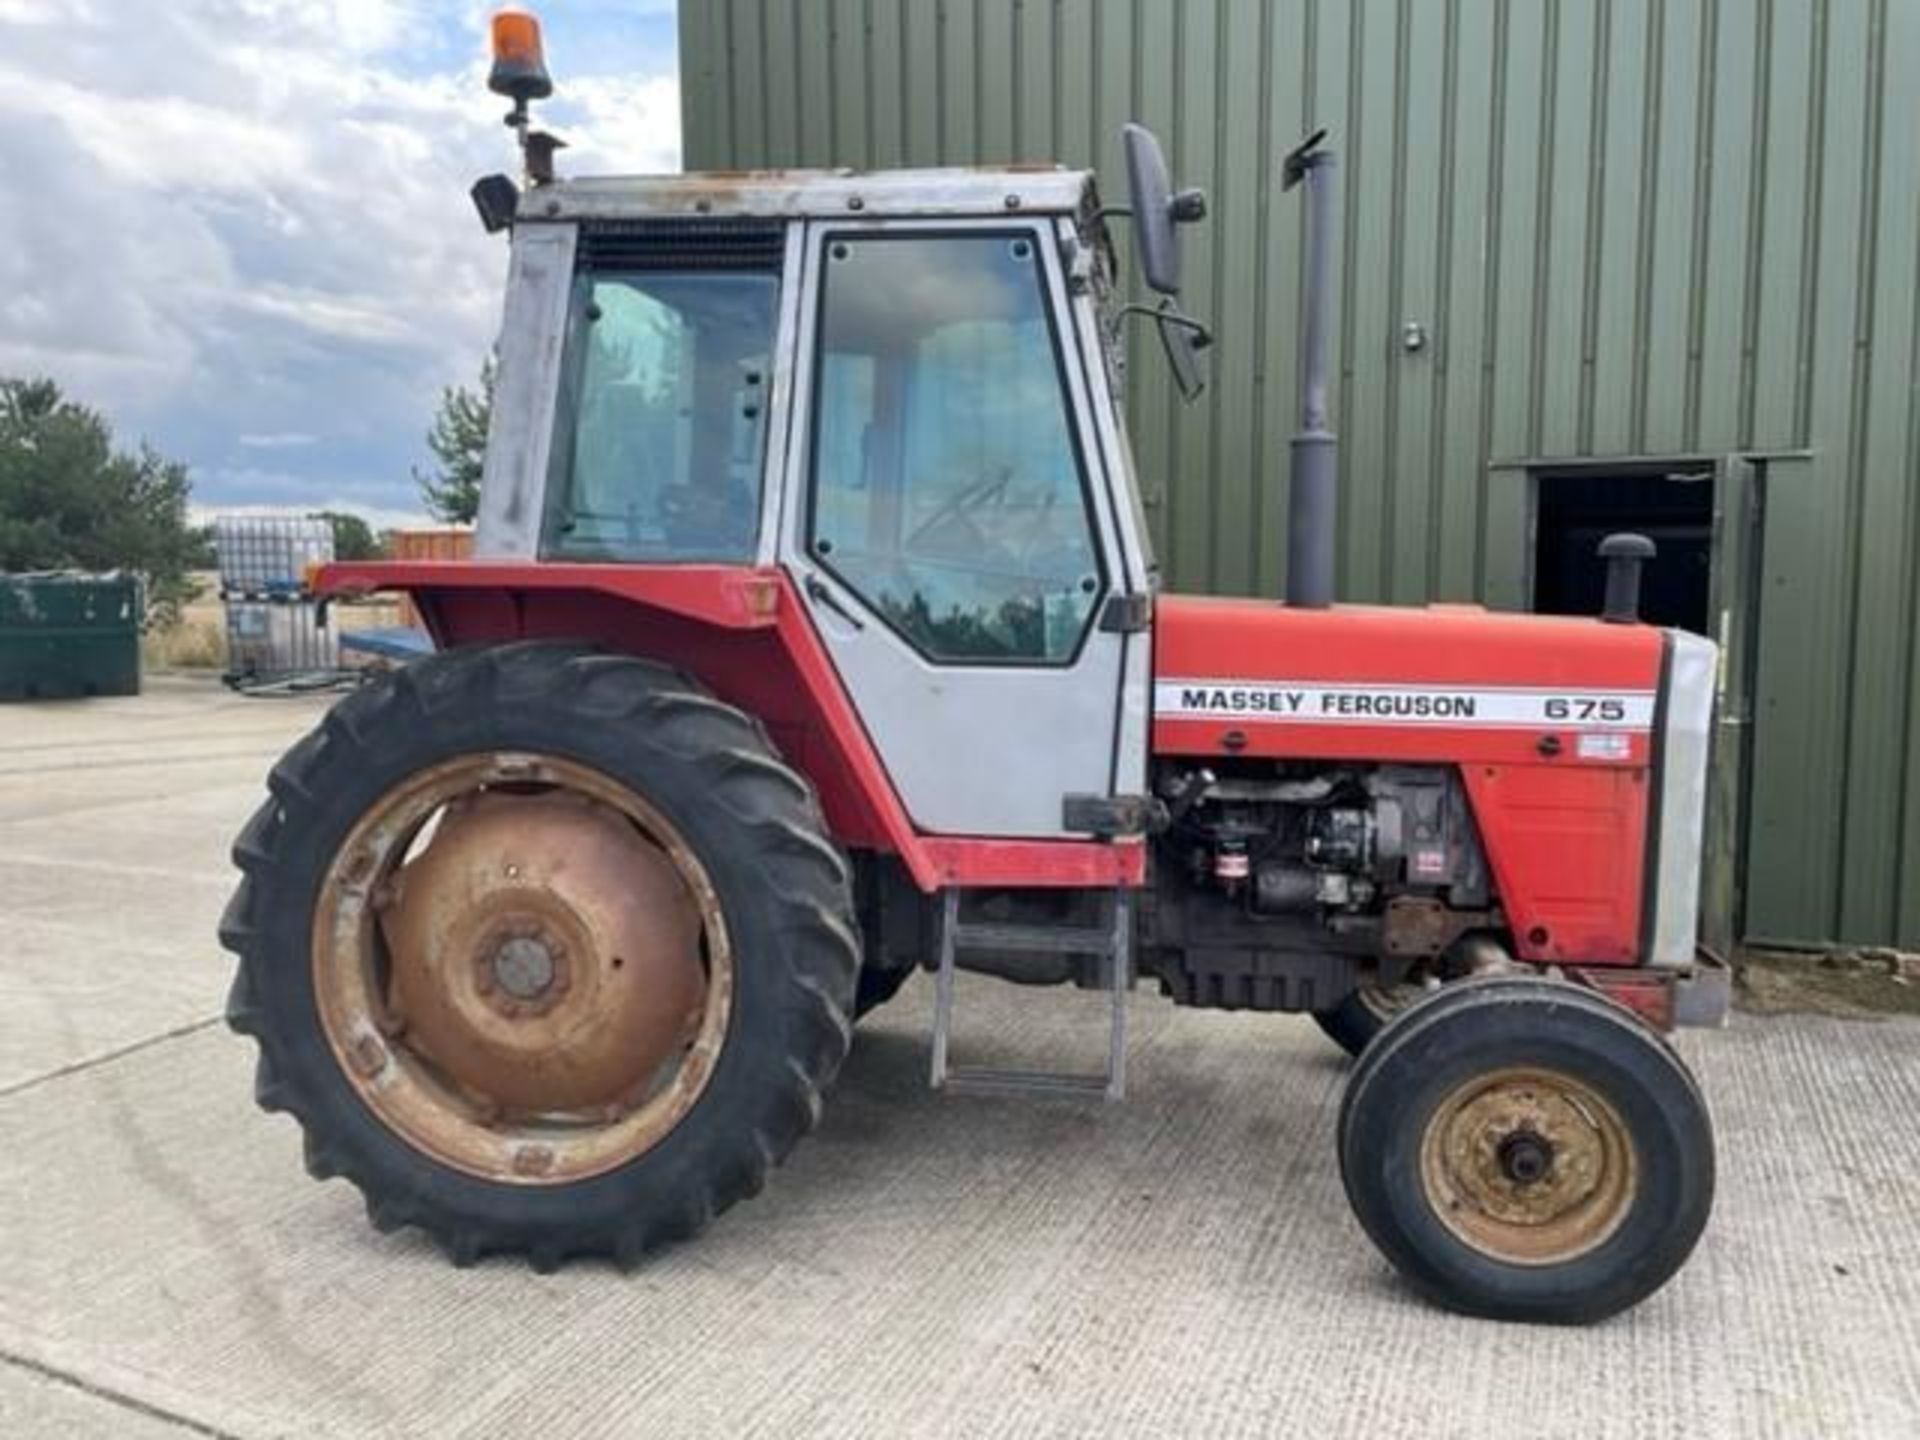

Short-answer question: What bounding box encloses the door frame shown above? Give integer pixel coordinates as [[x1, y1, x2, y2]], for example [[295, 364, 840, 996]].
[[769, 215, 1145, 838], [1498, 453, 1765, 951], [1703, 455, 1763, 952]]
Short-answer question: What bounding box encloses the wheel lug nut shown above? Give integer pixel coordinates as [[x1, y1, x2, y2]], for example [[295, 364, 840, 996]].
[[513, 1145, 555, 1177]]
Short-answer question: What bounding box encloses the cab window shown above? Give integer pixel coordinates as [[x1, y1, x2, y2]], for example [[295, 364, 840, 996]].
[[807, 233, 1103, 663], [543, 268, 779, 562]]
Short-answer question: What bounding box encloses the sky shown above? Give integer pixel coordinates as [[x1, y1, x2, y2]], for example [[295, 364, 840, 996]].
[[0, 0, 681, 527]]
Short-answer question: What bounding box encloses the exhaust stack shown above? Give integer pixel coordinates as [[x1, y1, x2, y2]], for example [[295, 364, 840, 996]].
[[1284, 134, 1338, 609]]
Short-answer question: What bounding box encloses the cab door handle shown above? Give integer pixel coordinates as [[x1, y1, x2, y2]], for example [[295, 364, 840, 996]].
[[805, 575, 865, 631]]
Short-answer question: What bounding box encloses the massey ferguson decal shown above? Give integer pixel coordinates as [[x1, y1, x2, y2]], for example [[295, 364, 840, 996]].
[[1155, 680, 1656, 730]]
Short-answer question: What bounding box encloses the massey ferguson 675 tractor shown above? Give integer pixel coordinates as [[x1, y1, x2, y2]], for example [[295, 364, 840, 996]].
[[222, 11, 1725, 1323]]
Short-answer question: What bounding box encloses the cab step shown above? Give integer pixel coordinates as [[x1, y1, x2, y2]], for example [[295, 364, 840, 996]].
[[928, 887, 1133, 1100]]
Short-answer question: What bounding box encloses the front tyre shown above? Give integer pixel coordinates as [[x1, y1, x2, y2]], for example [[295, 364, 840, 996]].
[[220, 643, 859, 1269], [1337, 976, 1714, 1324]]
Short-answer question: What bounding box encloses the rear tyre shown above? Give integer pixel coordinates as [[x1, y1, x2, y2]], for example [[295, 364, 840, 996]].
[[853, 963, 916, 1019], [1337, 976, 1714, 1324], [1312, 981, 1422, 1057], [221, 642, 859, 1268]]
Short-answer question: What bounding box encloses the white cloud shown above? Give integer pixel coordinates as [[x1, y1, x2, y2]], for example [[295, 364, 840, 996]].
[[238, 432, 319, 448], [0, 0, 88, 25], [555, 72, 682, 173], [0, 0, 681, 511]]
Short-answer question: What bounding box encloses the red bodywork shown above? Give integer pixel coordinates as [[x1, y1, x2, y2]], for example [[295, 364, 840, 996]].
[[321, 561, 1142, 893], [324, 564, 1661, 966], [1154, 598, 1664, 966]]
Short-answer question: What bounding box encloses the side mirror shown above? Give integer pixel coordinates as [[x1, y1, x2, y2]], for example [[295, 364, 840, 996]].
[[1124, 123, 1207, 295]]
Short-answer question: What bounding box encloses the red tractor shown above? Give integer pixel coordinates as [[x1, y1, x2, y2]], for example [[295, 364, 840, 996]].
[[223, 12, 1723, 1324]]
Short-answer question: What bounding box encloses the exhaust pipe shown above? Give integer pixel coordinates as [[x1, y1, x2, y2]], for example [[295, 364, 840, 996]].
[[1285, 136, 1338, 609]]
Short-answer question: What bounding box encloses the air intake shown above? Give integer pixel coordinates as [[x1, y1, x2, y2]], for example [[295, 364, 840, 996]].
[[575, 219, 784, 272]]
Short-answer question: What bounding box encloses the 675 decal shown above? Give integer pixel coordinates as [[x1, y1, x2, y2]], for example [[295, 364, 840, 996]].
[[1544, 696, 1632, 723]]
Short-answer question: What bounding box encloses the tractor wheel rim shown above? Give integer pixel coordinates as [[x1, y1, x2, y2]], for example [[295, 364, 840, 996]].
[[1418, 1065, 1638, 1265], [312, 752, 733, 1186]]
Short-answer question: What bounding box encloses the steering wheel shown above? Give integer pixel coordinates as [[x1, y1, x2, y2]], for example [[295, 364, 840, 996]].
[[903, 466, 1015, 552]]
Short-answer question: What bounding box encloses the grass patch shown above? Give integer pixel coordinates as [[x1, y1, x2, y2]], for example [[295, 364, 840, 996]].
[[143, 614, 226, 670]]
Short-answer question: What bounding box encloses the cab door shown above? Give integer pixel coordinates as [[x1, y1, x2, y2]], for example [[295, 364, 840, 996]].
[[778, 219, 1143, 839]]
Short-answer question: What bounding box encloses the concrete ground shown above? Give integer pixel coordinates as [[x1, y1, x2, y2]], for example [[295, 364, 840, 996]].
[[2, 675, 1918, 1439]]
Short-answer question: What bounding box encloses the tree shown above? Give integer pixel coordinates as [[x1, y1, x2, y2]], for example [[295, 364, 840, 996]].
[[0, 377, 211, 624], [416, 357, 494, 524], [311, 510, 387, 562]]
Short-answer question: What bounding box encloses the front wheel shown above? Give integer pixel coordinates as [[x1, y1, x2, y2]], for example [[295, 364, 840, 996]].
[[221, 643, 859, 1269], [1338, 976, 1714, 1324]]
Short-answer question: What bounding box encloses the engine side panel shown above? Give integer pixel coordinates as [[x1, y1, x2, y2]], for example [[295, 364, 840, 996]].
[[1459, 763, 1648, 964], [1152, 597, 1666, 965]]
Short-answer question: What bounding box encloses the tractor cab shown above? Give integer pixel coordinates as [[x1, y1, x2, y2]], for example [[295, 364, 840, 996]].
[[462, 161, 1168, 842]]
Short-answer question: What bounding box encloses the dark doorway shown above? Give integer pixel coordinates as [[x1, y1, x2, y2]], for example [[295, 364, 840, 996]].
[[1532, 470, 1714, 635]]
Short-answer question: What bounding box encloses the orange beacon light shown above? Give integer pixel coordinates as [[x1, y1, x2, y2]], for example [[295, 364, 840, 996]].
[[489, 8, 553, 102]]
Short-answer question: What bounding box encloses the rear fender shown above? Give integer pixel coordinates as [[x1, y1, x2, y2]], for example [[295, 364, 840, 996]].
[[317, 561, 1144, 892]]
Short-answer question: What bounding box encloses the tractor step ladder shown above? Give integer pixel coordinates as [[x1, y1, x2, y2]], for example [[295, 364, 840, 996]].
[[928, 887, 1133, 1100]]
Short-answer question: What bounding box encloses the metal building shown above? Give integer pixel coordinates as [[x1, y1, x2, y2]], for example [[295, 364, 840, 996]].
[[678, 0, 1920, 951]]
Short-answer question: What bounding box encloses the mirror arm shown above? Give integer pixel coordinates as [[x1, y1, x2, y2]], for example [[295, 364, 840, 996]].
[[1116, 302, 1214, 350], [1169, 188, 1208, 223]]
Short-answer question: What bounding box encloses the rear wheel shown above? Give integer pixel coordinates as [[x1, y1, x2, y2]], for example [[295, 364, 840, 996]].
[[221, 642, 858, 1269], [853, 963, 916, 1019], [1337, 976, 1714, 1323]]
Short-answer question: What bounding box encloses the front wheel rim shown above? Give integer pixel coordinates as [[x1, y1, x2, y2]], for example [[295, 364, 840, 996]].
[[311, 752, 734, 1186], [1418, 1065, 1639, 1265]]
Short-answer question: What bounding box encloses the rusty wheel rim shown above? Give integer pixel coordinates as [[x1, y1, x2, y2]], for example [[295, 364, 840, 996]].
[[1418, 1065, 1638, 1266], [312, 753, 733, 1186]]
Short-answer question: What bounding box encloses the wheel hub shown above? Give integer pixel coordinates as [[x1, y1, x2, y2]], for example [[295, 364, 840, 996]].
[[1496, 1129, 1553, 1187], [378, 790, 707, 1115], [473, 921, 575, 1018], [1419, 1065, 1638, 1265], [490, 935, 558, 1000]]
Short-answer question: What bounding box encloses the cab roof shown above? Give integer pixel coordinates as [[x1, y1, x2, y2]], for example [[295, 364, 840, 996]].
[[528, 166, 1100, 224]]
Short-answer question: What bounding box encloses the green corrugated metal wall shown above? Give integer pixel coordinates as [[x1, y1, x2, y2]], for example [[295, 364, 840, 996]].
[[679, 0, 1920, 949]]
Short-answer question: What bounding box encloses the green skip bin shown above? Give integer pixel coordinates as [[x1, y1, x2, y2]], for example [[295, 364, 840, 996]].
[[0, 571, 143, 701]]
